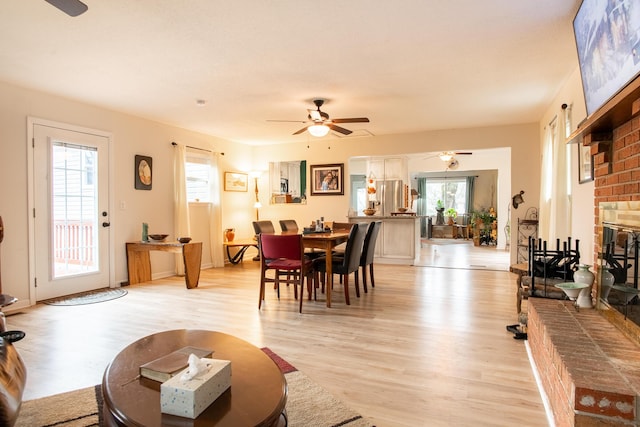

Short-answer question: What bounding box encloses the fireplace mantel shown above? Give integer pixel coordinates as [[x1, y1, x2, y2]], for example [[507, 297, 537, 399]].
[[568, 76, 640, 146]]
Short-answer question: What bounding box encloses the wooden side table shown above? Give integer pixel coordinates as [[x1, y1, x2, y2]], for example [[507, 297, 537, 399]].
[[102, 330, 287, 427], [126, 242, 202, 288], [223, 239, 258, 264]]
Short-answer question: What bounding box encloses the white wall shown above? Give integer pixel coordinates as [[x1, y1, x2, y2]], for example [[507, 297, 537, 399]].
[[0, 81, 254, 309]]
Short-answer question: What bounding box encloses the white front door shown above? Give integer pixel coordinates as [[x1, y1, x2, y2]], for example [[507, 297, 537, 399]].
[[31, 122, 111, 300]]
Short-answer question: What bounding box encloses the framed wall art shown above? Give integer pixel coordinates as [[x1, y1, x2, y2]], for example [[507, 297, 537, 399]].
[[224, 172, 248, 192], [310, 163, 344, 196], [578, 143, 593, 184], [135, 155, 152, 190]]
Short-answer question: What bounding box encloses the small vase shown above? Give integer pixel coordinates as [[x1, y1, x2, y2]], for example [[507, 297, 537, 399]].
[[574, 264, 594, 308], [600, 268, 615, 303], [224, 228, 235, 242], [574, 264, 595, 286]]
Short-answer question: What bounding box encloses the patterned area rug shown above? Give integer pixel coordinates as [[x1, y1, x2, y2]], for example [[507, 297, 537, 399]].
[[17, 348, 373, 427], [41, 288, 127, 306]]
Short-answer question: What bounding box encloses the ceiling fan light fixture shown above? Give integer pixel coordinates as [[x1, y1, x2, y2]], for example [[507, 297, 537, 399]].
[[308, 124, 330, 137], [439, 152, 454, 162]]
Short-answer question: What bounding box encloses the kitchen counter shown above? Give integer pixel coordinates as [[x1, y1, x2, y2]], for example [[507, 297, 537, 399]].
[[348, 215, 420, 265]]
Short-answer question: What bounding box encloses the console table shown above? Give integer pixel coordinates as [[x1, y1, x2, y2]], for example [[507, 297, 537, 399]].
[[126, 241, 202, 288]]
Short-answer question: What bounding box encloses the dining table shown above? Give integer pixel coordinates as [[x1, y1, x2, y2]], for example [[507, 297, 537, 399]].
[[299, 230, 350, 308]]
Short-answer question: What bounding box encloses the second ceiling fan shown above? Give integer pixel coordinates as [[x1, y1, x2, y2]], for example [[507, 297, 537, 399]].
[[269, 99, 369, 137]]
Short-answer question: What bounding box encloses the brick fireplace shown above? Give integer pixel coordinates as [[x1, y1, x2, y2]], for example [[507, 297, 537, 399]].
[[527, 79, 640, 426]]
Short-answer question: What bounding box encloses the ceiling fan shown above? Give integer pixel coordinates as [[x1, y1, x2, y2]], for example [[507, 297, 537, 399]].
[[268, 99, 370, 137], [44, 0, 88, 17], [438, 151, 472, 161]]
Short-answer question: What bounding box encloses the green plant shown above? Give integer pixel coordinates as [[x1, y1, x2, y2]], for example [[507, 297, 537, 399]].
[[472, 209, 495, 225], [445, 208, 457, 218], [436, 199, 444, 210]]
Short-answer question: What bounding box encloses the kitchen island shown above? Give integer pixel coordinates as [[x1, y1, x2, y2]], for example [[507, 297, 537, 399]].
[[348, 215, 420, 265]]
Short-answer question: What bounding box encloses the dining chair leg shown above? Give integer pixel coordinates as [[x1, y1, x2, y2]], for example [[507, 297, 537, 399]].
[[298, 274, 304, 313], [344, 274, 350, 305], [354, 271, 361, 298], [259, 275, 266, 309], [369, 264, 375, 288], [361, 266, 368, 293]]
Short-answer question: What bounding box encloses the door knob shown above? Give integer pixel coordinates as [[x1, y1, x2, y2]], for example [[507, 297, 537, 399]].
[[102, 222, 111, 227]]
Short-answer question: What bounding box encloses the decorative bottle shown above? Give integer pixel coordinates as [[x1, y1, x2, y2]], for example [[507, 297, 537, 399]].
[[142, 222, 149, 242], [574, 264, 595, 308]]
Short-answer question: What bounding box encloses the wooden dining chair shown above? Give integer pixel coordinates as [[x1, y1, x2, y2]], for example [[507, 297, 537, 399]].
[[359, 221, 382, 293], [313, 223, 367, 305], [252, 220, 276, 235], [278, 219, 299, 232], [252, 221, 276, 261], [258, 233, 314, 313]]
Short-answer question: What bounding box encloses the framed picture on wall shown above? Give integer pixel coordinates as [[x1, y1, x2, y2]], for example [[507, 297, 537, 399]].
[[224, 172, 248, 192], [578, 144, 593, 184], [310, 163, 344, 196], [135, 155, 152, 190]]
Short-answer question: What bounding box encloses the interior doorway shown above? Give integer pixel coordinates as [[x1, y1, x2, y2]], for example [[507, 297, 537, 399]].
[[28, 119, 113, 301]]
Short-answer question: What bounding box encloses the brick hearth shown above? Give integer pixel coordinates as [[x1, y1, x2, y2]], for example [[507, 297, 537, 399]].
[[528, 298, 640, 426]]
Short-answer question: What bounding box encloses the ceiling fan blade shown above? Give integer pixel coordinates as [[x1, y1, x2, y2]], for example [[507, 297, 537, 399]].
[[331, 117, 370, 124], [45, 0, 88, 16], [292, 126, 310, 135], [327, 124, 352, 135], [455, 152, 473, 155]]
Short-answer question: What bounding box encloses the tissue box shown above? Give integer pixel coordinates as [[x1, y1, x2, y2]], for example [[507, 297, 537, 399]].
[[160, 358, 231, 419]]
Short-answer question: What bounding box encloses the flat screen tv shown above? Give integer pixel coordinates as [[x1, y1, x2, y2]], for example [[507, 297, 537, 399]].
[[573, 0, 640, 117]]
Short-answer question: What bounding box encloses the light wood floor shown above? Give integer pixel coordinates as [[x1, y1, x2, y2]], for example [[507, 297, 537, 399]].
[[8, 244, 548, 427]]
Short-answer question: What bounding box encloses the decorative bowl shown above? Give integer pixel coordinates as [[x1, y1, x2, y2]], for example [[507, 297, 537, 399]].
[[554, 282, 589, 299], [177, 237, 192, 244], [148, 234, 169, 241], [363, 208, 377, 216], [397, 207, 408, 213]]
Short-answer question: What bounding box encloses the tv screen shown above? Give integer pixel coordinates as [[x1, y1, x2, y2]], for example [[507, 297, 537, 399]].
[[573, 0, 640, 117]]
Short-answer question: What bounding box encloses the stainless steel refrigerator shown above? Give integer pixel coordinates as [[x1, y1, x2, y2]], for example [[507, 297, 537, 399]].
[[377, 180, 403, 215]]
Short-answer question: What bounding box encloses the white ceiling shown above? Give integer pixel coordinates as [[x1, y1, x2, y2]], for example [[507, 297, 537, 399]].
[[0, 1, 581, 145]]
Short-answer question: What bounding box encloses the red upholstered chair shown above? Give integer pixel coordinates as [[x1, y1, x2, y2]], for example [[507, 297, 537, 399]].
[[258, 233, 314, 313]]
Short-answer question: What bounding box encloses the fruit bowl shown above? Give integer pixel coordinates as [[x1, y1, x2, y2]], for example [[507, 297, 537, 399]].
[[177, 237, 192, 244], [363, 208, 377, 216], [148, 234, 169, 241]]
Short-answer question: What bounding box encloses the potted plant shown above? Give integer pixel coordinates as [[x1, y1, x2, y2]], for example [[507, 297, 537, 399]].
[[445, 208, 457, 225], [435, 200, 445, 225]]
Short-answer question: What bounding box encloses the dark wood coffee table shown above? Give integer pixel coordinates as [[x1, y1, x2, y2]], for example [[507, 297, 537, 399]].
[[102, 330, 287, 426]]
